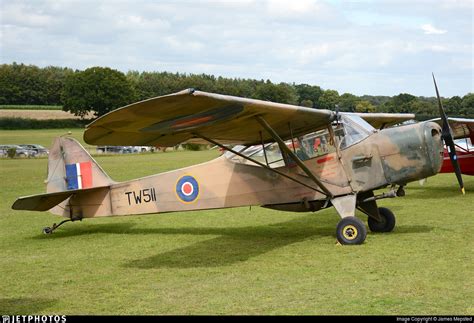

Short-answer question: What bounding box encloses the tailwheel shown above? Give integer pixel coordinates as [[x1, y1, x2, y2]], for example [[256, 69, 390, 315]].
[[42, 219, 73, 235], [336, 217, 367, 245], [368, 207, 396, 233]]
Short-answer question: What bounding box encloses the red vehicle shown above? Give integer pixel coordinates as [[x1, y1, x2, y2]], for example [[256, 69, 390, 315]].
[[430, 117, 474, 178], [440, 138, 474, 176]]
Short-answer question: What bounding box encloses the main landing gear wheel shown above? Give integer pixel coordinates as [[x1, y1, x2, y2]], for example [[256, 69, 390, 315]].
[[368, 207, 396, 233], [336, 217, 367, 245]]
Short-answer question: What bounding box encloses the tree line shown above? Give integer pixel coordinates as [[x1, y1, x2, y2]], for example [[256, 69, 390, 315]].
[[1, 62, 473, 119]]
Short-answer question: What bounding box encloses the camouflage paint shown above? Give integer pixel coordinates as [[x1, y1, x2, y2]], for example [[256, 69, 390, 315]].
[[12, 84, 446, 229]]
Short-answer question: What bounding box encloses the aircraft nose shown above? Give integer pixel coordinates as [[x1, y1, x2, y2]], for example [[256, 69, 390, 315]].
[[423, 121, 444, 174]]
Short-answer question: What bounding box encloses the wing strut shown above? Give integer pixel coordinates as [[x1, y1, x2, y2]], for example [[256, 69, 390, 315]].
[[193, 132, 328, 195], [255, 116, 334, 198]]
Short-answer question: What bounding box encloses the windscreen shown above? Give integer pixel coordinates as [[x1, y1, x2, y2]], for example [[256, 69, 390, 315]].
[[334, 114, 375, 149]]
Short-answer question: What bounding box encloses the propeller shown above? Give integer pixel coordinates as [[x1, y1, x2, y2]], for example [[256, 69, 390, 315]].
[[432, 73, 465, 194]]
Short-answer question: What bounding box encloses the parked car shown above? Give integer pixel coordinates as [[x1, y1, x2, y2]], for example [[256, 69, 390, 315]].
[[97, 145, 154, 154], [97, 146, 134, 153], [119, 146, 135, 154], [0, 145, 36, 158], [19, 144, 49, 156], [134, 146, 154, 152]]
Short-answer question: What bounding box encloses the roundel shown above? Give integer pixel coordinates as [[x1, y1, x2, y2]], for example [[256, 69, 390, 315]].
[[176, 175, 199, 203]]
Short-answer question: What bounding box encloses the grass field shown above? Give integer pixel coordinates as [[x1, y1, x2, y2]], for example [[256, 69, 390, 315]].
[[0, 128, 91, 150], [0, 110, 94, 120], [0, 131, 473, 315]]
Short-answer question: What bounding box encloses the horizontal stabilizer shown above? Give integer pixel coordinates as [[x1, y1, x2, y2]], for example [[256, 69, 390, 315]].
[[12, 186, 109, 211]]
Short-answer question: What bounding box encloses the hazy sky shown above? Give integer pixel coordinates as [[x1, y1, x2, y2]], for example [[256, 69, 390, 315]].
[[1, 0, 472, 97]]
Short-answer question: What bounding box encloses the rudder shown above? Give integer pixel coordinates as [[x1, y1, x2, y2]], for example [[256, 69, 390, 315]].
[[46, 136, 115, 194]]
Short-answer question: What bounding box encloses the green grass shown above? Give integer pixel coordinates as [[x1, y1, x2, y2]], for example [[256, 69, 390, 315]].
[[0, 147, 473, 315], [0, 128, 97, 153], [0, 128, 87, 147], [0, 105, 62, 110]]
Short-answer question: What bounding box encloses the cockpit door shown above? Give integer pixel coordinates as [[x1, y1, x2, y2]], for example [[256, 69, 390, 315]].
[[340, 142, 386, 192]]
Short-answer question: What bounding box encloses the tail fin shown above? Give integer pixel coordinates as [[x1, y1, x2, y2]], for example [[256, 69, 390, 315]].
[[46, 136, 115, 193], [12, 137, 114, 213]]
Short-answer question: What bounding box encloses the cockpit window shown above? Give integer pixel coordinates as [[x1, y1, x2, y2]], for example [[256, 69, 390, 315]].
[[224, 127, 338, 167], [348, 114, 376, 133], [224, 143, 286, 168], [297, 129, 336, 160], [334, 114, 375, 149], [224, 114, 375, 166], [454, 138, 473, 152]]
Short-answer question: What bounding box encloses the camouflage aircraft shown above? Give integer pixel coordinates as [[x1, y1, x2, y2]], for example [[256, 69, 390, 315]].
[[12, 76, 465, 245]]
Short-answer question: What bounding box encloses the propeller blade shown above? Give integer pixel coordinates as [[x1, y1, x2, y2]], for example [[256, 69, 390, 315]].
[[432, 73, 465, 194]]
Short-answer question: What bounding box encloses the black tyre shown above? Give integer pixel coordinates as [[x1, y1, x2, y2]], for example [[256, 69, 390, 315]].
[[368, 207, 396, 233], [336, 217, 367, 245]]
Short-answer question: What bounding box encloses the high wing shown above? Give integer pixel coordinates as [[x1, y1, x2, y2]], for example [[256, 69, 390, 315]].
[[84, 89, 336, 147], [351, 112, 415, 129], [429, 117, 474, 140]]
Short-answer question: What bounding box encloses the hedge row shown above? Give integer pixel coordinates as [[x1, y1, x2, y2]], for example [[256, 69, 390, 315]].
[[0, 117, 92, 129], [0, 105, 63, 110]]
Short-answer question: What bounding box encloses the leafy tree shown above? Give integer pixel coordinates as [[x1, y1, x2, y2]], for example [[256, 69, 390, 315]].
[[440, 96, 461, 116], [62, 67, 135, 117], [300, 99, 313, 108], [410, 100, 436, 118], [382, 93, 417, 113], [0, 63, 73, 105], [0, 64, 17, 104], [339, 93, 359, 112], [0, 63, 44, 104], [179, 73, 217, 93], [215, 76, 255, 98], [125, 70, 141, 101], [460, 93, 474, 117], [129, 71, 172, 100], [359, 95, 391, 107], [42, 66, 74, 105], [294, 84, 323, 108], [254, 80, 298, 104], [0, 62, 471, 120], [355, 100, 375, 113], [317, 89, 339, 110]]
